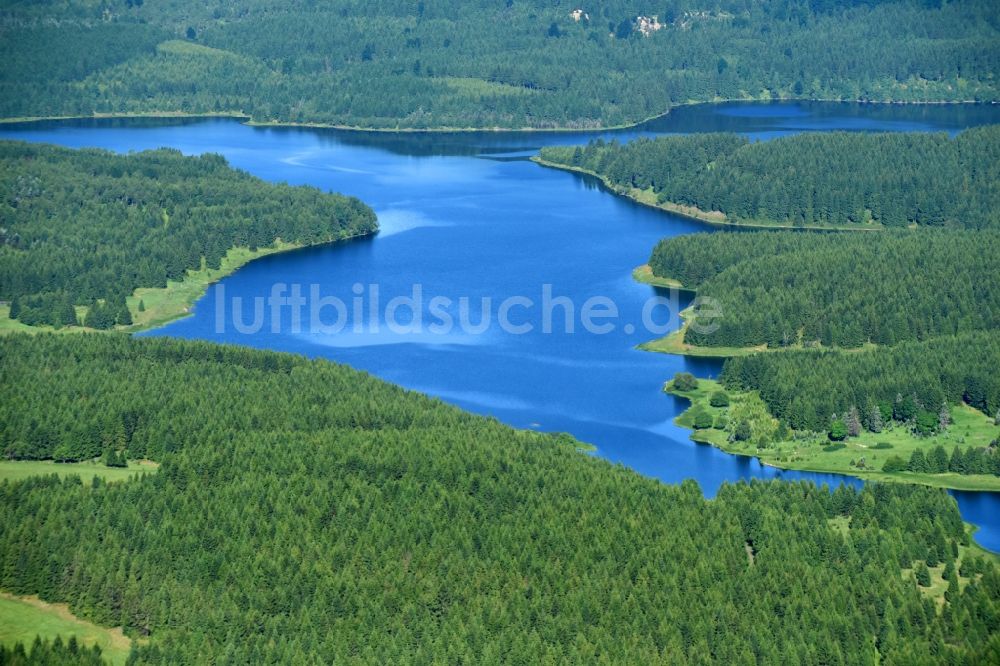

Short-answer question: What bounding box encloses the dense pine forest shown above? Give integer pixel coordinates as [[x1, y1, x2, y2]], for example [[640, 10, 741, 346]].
[[647, 230, 1000, 348], [719, 330, 1000, 434], [1, 1, 998, 128], [539, 126, 1000, 228], [0, 638, 106, 666], [0, 141, 376, 329], [1, 334, 999, 663]]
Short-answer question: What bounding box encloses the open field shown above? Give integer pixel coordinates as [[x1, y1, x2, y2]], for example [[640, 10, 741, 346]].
[[0, 593, 131, 665], [0, 460, 158, 484]]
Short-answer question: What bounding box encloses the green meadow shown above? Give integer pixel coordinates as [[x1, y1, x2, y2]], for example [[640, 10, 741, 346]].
[[0, 594, 131, 665], [0, 460, 158, 484]]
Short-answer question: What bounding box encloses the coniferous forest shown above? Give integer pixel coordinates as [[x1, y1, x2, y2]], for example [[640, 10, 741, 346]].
[[1, 1, 998, 128], [539, 126, 1000, 228], [648, 230, 1000, 348], [720, 331, 1000, 434], [1, 334, 999, 663], [646, 230, 1000, 446], [2, 2, 1000, 662], [0, 141, 377, 329]]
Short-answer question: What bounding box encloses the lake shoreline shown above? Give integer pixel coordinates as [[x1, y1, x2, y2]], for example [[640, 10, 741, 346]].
[[0, 230, 376, 336], [533, 157, 884, 231], [1, 98, 994, 133], [665, 380, 1000, 495]]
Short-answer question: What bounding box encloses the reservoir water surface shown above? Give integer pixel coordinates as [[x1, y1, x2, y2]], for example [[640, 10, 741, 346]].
[[5, 101, 999, 548]]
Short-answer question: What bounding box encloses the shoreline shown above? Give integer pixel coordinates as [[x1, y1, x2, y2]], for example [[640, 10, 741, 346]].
[[630, 264, 694, 291], [533, 157, 884, 232], [665, 380, 1000, 494], [0, 231, 376, 337], [631, 270, 881, 358], [637, 304, 766, 358], [0, 97, 994, 134]]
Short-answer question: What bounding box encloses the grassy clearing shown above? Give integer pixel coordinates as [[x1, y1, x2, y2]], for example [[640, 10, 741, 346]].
[[125, 241, 303, 331], [631, 264, 691, 290], [667, 379, 1000, 492], [441, 77, 537, 97], [639, 306, 766, 357], [155, 40, 241, 59], [0, 460, 158, 484], [0, 593, 131, 665], [900, 529, 999, 608]]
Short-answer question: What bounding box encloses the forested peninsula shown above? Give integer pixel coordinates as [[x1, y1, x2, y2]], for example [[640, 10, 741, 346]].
[[1, 333, 999, 662], [0, 141, 377, 332], [2, 1, 999, 129], [646, 230, 1000, 489], [648, 230, 1000, 350], [538, 126, 1000, 228]]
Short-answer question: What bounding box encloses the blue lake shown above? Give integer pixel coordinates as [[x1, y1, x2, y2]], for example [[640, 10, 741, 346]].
[[4, 101, 999, 549]]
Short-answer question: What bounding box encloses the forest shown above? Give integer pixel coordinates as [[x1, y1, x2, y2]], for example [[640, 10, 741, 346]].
[[1, 333, 999, 663], [646, 230, 1000, 348], [0, 638, 105, 666], [1, 1, 998, 128], [539, 125, 1000, 228], [719, 330, 1000, 434], [0, 141, 377, 329]]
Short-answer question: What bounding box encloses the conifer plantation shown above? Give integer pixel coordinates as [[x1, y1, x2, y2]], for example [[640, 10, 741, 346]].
[[648, 230, 1000, 348], [0, 141, 376, 329], [2, 334, 999, 663], [720, 331, 1000, 435], [539, 126, 1000, 228], [3, 2, 1000, 661]]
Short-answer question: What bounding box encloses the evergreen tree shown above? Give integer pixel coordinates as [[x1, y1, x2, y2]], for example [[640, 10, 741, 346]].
[[846, 406, 862, 438], [915, 562, 932, 587], [866, 402, 884, 434], [908, 449, 929, 473], [928, 446, 949, 474]]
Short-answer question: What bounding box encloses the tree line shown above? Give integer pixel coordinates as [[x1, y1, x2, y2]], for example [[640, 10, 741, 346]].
[[0, 141, 377, 329], [1, 333, 998, 663], [720, 330, 1000, 434], [646, 230, 1000, 349], [540, 126, 1000, 228], [883, 445, 1000, 477], [0, 637, 105, 666], [2, 1, 998, 128]]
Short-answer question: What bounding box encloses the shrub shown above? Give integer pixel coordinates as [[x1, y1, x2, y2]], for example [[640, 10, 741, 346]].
[[882, 455, 907, 473], [672, 372, 699, 392], [709, 391, 730, 407], [693, 409, 714, 430]]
